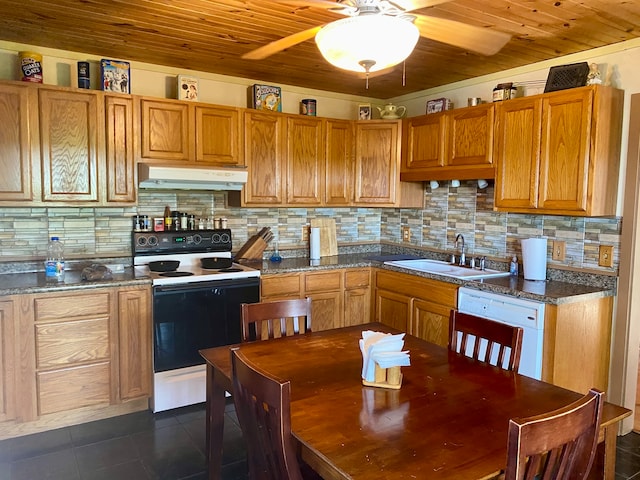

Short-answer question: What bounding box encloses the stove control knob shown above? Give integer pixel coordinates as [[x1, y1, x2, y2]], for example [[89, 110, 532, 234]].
[[136, 236, 148, 246], [147, 236, 158, 246], [192, 234, 202, 244], [220, 233, 231, 243]]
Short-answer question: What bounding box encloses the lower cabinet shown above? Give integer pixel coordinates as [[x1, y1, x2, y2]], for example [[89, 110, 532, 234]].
[[373, 269, 458, 346], [260, 268, 371, 330], [1, 285, 151, 437]]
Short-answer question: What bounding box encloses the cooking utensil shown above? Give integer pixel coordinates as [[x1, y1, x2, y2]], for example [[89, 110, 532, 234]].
[[200, 257, 233, 270], [148, 260, 180, 272]]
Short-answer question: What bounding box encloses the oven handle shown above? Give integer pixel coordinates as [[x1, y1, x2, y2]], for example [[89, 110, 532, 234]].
[[153, 277, 259, 294]]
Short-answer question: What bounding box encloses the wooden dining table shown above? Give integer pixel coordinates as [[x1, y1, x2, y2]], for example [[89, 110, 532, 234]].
[[199, 323, 631, 480]]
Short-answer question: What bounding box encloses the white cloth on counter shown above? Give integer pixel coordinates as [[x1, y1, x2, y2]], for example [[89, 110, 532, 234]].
[[359, 330, 410, 382]]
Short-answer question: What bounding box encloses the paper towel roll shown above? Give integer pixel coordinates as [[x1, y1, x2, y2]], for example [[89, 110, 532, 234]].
[[521, 238, 548, 281], [310, 227, 321, 260]]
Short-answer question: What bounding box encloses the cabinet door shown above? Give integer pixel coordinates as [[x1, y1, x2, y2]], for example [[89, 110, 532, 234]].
[[243, 111, 285, 204], [538, 89, 592, 213], [494, 97, 542, 210], [401, 113, 447, 170], [374, 289, 410, 332], [286, 116, 323, 205], [105, 95, 136, 203], [309, 291, 343, 332], [0, 299, 16, 422], [325, 119, 353, 205], [140, 99, 192, 162], [412, 298, 451, 347], [118, 288, 151, 401], [195, 105, 243, 166], [446, 104, 494, 167], [39, 88, 103, 202], [0, 84, 36, 202], [344, 288, 370, 327], [354, 121, 399, 205]]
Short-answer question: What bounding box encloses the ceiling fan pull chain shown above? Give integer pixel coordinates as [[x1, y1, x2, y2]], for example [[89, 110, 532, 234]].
[[402, 61, 406, 87]]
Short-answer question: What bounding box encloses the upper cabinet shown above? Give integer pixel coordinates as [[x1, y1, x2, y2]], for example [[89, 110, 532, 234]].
[[324, 119, 354, 206], [0, 81, 135, 206], [137, 97, 244, 167], [494, 85, 623, 216], [400, 104, 495, 182]]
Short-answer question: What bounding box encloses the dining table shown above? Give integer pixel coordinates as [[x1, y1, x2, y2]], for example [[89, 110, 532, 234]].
[[199, 322, 631, 480]]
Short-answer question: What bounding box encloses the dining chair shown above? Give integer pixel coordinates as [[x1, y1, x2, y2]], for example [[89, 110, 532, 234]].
[[240, 297, 312, 342], [230, 347, 320, 480], [448, 309, 523, 371], [504, 387, 605, 480]]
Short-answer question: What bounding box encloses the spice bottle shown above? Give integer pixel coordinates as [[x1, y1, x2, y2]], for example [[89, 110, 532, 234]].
[[510, 256, 519, 276], [164, 206, 172, 231]]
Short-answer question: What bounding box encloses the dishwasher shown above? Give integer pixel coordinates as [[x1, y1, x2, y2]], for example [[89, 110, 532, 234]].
[[457, 287, 545, 380]]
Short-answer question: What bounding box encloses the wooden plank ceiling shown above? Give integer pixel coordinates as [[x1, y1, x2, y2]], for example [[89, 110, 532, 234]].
[[1, 0, 639, 99]]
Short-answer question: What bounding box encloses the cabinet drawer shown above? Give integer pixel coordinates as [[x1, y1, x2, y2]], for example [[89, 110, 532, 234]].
[[304, 271, 343, 293], [36, 318, 110, 369], [261, 274, 302, 298], [35, 293, 110, 322], [37, 362, 110, 415], [375, 269, 457, 307], [345, 268, 370, 289]]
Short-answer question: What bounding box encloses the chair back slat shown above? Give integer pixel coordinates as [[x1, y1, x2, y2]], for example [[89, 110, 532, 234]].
[[449, 310, 524, 372]]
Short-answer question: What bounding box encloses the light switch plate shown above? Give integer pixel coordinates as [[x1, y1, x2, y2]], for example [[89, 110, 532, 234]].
[[552, 241, 566, 261], [598, 245, 614, 267], [402, 226, 410, 242]]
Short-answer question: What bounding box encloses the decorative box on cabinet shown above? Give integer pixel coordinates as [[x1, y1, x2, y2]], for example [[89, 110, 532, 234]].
[[494, 85, 623, 216], [400, 104, 495, 182]]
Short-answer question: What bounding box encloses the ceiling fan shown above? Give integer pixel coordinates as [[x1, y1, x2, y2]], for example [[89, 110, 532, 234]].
[[242, 0, 511, 74]]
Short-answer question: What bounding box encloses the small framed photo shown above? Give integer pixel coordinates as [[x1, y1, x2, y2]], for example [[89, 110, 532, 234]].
[[358, 104, 371, 120], [100, 59, 130, 94], [178, 75, 199, 101]]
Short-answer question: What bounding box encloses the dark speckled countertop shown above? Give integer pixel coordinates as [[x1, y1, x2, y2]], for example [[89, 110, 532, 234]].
[[0, 250, 616, 305], [254, 252, 616, 305]]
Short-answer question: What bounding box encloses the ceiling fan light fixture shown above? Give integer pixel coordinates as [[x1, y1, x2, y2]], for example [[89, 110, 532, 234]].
[[315, 15, 419, 73]]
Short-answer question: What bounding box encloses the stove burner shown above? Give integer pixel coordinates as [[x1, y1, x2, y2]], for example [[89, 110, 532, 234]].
[[159, 271, 195, 277], [217, 268, 243, 273]]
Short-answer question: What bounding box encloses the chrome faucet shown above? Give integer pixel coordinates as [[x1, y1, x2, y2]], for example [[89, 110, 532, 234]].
[[455, 234, 465, 266]]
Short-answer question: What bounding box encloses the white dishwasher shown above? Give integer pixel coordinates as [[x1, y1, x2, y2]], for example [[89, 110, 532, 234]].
[[457, 287, 545, 380]]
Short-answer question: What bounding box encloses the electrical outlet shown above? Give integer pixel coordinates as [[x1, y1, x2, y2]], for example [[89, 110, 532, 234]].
[[598, 245, 614, 267], [402, 226, 411, 242], [302, 225, 309, 242], [552, 241, 566, 261]]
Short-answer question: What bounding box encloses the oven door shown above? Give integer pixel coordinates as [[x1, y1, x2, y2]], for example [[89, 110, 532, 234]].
[[152, 277, 259, 373]]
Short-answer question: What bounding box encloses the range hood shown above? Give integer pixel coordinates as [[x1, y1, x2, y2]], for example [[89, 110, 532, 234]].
[[138, 164, 247, 191]]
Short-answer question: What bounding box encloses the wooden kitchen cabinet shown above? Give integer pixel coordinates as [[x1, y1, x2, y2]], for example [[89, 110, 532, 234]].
[[0, 82, 38, 203], [2, 286, 152, 438], [39, 87, 104, 203], [325, 119, 354, 205], [138, 97, 244, 167], [286, 116, 324, 205], [117, 287, 152, 401], [542, 296, 613, 393], [105, 94, 136, 203], [494, 85, 623, 216], [373, 269, 457, 345], [0, 299, 16, 422], [400, 104, 495, 182], [242, 110, 286, 205], [261, 268, 371, 331]]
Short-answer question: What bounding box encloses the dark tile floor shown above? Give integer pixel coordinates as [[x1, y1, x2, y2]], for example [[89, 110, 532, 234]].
[[2, 401, 640, 479]]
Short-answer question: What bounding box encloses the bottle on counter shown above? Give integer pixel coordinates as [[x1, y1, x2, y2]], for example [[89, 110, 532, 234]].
[[509, 255, 519, 276], [164, 206, 172, 231], [45, 236, 65, 282]]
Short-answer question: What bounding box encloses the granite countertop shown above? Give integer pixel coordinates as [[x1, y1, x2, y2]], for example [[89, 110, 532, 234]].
[[0, 251, 616, 305], [0, 268, 150, 296], [255, 252, 616, 305]]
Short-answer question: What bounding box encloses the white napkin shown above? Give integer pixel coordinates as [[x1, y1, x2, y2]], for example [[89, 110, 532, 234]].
[[359, 330, 410, 382]]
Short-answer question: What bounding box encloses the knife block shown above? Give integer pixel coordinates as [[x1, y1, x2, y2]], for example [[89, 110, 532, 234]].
[[234, 236, 267, 261], [362, 364, 403, 390]]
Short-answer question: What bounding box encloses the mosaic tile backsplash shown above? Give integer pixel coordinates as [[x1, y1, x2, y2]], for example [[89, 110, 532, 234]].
[[0, 181, 621, 273]]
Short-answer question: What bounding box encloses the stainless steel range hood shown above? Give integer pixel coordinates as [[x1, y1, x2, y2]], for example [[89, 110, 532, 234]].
[[138, 164, 247, 191]]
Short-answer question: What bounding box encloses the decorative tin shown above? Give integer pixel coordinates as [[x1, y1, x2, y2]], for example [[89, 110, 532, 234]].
[[19, 51, 43, 83], [300, 99, 316, 116], [77, 61, 90, 89]]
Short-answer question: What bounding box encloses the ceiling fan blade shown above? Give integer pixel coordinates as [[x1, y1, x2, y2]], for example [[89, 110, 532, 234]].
[[271, 0, 355, 14], [413, 14, 511, 55], [242, 26, 324, 60]]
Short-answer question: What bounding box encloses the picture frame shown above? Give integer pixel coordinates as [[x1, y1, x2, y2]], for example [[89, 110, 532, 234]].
[[358, 104, 371, 120], [248, 84, 282, 111], [177, 74, 199, 101], [100, 59, 130, 94]]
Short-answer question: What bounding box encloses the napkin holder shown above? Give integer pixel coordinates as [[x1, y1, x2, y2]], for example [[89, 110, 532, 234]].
[[362, 363, 403, 390]]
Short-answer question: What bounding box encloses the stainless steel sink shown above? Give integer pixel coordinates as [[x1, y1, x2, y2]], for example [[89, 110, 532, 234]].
[[383, 259, 510, 280]]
